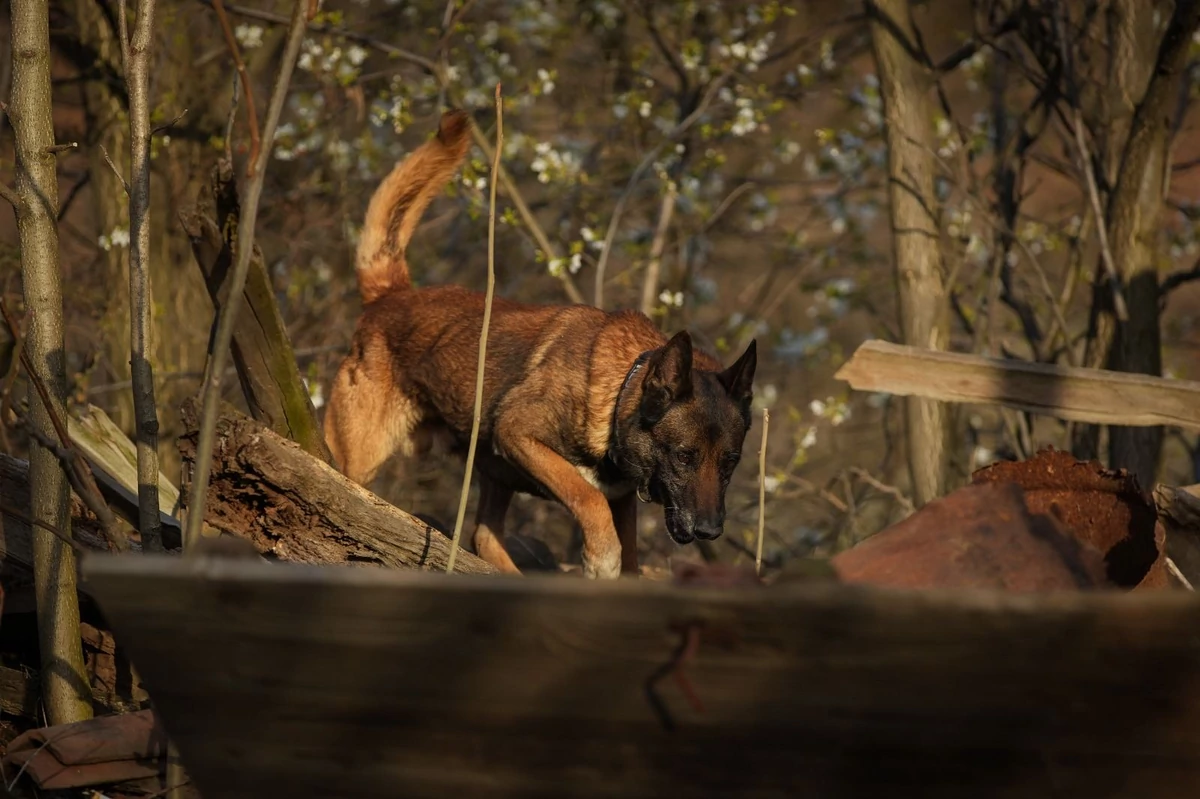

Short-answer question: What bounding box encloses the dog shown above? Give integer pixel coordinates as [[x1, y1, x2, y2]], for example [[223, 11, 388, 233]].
[[323, 109, 757, 579]]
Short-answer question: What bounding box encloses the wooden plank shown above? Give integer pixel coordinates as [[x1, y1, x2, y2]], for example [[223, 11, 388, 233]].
[[835, 340, 1200, 429], [67, 403, 182, 539], [83, 554, 1200, 799]]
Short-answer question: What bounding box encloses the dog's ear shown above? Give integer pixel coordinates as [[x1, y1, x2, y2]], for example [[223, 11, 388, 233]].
[[640, 330, 693, 424], [719, 339, 757, 411]]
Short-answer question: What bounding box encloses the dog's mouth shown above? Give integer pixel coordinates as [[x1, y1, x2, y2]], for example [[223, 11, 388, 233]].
[[663, 508, 696, 545]]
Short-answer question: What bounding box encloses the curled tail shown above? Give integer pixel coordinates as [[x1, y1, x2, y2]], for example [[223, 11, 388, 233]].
[[355, 109, 473, 303]]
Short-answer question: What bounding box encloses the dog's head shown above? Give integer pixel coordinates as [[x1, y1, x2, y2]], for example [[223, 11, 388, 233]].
[[617, 331, 757, 545]]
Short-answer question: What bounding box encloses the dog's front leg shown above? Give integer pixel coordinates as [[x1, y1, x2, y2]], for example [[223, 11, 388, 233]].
[[496, 435, 621, 579], [609, 492, 640, 576]]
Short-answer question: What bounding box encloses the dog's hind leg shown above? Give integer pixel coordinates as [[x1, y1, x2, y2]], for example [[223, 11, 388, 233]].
[[469, 475, 521, 574], [323, 350, 421, 487]]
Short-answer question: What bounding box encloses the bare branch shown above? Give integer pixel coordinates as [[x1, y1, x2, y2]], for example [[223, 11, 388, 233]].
[[0, 182, 19, 209], [209, 0, 261, 177], [593, 72, 731, 309], [184, 0, 310, 549], [98, 144, 131, 196]]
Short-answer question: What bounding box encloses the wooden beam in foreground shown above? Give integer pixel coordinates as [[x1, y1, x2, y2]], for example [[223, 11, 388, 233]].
[[84, 554, 1200, 798], [835, 340, 1200, 430]]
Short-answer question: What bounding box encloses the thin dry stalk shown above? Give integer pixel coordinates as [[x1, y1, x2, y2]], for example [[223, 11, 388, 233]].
[[210, 0, 261, 177], [184, 0, 309, 549], [756, 408, 769, 576], [447, 84, 503, 574], [639, 178, 678, 318], [122, 0, 164, 551]]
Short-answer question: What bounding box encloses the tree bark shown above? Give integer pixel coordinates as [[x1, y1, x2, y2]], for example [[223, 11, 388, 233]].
[[180, 159, 331, 463], [866, 0, 953, 507], [9, 0, 93, 724], [123, 0, 165, 551], [176, 398, 497, 575], [1077, 0, 1200, 487]]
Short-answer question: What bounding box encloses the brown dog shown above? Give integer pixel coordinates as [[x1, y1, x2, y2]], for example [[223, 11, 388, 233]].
[[324, 109, 757, 579]]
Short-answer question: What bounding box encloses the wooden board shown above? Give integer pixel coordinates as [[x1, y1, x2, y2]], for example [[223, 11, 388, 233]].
[[83, 553, 1200, 798], [835, 340, 1200, 429]]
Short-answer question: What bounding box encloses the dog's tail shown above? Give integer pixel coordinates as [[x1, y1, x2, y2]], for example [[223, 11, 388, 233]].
[[355, 109, 473, 303]]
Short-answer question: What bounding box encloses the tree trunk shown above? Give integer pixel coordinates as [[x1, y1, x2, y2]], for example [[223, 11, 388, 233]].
[[124, 0, 165, 551], [866, 0, 952, 507], [9, 0, 93, 724], [1077, 0, 1200, 487]]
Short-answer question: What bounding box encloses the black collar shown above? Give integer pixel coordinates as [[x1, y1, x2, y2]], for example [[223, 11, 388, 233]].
[[608, 350, 651, 460]]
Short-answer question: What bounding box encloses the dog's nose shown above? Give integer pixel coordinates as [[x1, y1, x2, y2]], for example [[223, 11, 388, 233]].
[[694, 522, 722, 540]]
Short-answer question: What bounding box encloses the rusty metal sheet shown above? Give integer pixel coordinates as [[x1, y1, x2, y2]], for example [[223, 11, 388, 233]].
[[832, 481, 1109, 591], [973, 448, 1167, 589]]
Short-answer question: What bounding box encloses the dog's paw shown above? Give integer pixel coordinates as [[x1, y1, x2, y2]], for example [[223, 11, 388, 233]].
[[582, 547, 622, 580]]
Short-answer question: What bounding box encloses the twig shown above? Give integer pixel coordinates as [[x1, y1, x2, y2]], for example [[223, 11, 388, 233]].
[[447, 83, 503, 575], [123, 0, 165, 551], [756, 408, 769, 576], [1066, 108, 1129, 322], [1166, 557, 1194, 591], [0, 502, 86, 553], [0, 182, 19, 210], [209, 0, 261, 177], [184, 0, 309, 549], [847, 466, 915, 517], [151, 108, 189, 137], [42, 142, 77, 155], [593, 72, 730, 309], [98, 144, 131, 196]]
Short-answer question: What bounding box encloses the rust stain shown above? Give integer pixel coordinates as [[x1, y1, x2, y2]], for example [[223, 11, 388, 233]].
[[972, 448, 1167, 589]]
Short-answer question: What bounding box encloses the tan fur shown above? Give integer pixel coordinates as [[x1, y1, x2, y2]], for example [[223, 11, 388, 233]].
[[326, 110, 756, 579]]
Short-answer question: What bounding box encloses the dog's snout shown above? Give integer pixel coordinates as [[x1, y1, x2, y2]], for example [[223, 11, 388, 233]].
[[694, 521, 723, 540]]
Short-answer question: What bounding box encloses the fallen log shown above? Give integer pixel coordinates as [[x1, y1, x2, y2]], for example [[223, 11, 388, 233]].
[[176, 397, 496, 575]]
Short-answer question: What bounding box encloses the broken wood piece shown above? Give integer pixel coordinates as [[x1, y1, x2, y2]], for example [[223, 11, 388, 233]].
[[1154, 483, 1200, 588], [835, 340, 1200, 430], [180, 158, 330, 463], [1, 708, 174, 791], [68, 403, 181, 544], [176, 397, 496, 575], [85, 554, 1200, 798]]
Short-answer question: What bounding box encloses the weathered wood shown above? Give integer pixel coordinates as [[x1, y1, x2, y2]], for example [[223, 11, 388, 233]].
[[85, 554, 1200, 798], [68, 403, 181, 543], [177, 398, 495, 575], [836, 340, 1200, 429], [179, 158, 331, 463], [1155, 483, 1200, 587]]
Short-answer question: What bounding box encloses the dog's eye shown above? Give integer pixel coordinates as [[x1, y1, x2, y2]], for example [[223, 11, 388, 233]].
[[675, 449, 696, 466], [720, 454, 739, 473]]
